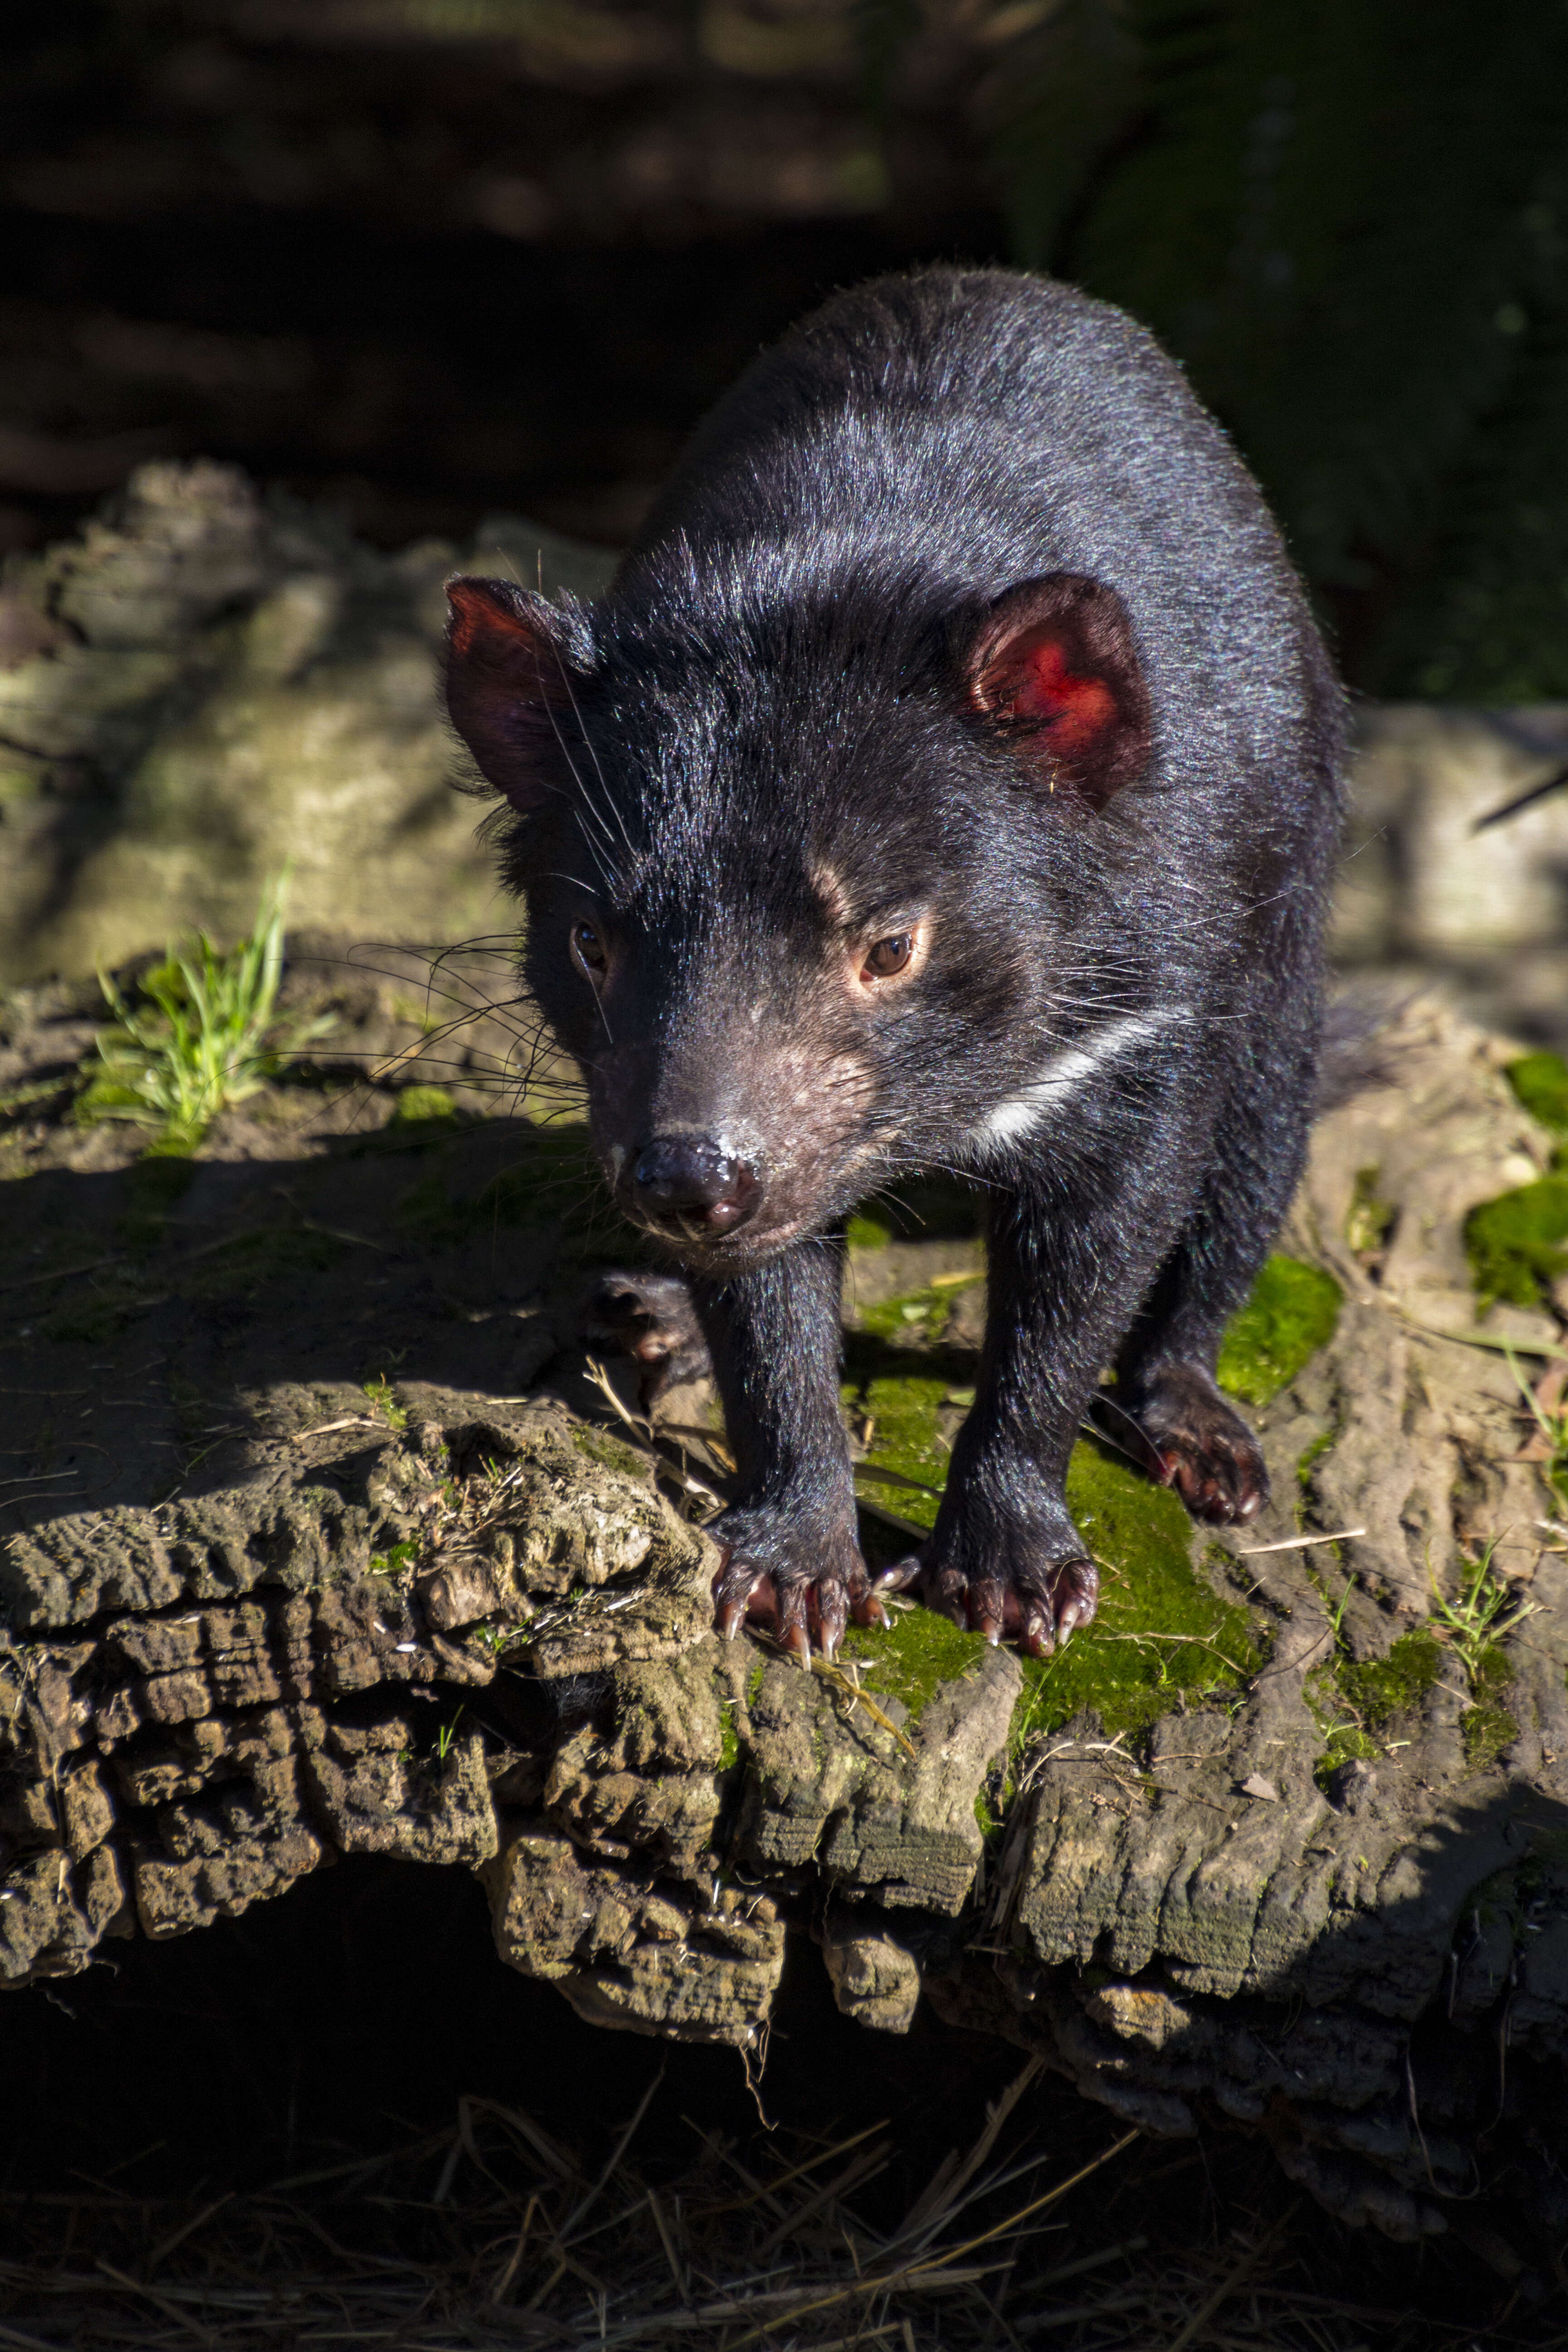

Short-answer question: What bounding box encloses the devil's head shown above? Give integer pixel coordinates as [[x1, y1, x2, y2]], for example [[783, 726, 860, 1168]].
[[443, 559, 1156, 1271]]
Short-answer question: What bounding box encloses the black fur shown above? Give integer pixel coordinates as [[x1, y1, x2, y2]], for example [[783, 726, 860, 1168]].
[[444, 265, 1346, 1661]]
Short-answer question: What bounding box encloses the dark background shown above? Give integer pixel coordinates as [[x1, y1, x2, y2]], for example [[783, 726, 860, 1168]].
[[4, 0, 1568, 696]]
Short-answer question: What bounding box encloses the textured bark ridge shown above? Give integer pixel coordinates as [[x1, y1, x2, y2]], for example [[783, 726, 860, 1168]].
[[3, 996, 1567, 2241]]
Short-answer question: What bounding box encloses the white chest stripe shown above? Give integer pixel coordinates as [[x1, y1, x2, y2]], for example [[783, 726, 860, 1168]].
[[977, 1013, 1170, 1147]]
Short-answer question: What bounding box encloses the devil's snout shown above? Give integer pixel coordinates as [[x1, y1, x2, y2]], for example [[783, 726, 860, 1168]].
[[628, 1135, 761, 1237]]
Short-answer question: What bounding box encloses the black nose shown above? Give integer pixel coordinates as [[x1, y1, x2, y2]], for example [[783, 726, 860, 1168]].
[[630, 1136, 760, 1236]]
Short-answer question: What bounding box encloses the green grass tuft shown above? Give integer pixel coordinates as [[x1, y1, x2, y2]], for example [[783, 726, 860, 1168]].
[[77, 871, 334, 1153], [362, 1373, 407, 1431]]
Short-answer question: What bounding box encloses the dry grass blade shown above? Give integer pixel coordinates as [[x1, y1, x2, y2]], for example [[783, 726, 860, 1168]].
[[581, 1358, 727, 1511], [560, 2069, 665, 2242], [706, 2119, 892, 2219], [810, 1656, 917, 1759], [1165, 2208, 1297, 2352], [751, 2139, 892, 2260], [897, 2059, 1045, 2248], [0, 2073, 1544, 2352]]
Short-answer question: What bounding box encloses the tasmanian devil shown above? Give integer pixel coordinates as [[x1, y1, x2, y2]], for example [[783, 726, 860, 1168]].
[[443, 265, 1344, 1666]]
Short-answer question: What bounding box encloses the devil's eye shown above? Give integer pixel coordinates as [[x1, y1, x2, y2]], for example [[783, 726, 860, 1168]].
[[571, 921, 607, 977], [862, 933, 914, 980]]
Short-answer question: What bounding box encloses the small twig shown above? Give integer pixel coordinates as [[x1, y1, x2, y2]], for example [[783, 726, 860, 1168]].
[[1396, 1309, 1568, 1364], [0, 1255, 120, 1296], [1235, 1526, 1366, 1555], [853, 1462, 945, 1497]]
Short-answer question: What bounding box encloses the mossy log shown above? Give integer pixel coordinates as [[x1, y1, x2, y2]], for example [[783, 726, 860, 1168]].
[[2, 995, 1568, 2244]]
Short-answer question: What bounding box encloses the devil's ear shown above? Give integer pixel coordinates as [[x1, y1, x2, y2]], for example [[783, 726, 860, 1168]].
[[444, 576, 588, 812], [962, 573, 1151, 806]]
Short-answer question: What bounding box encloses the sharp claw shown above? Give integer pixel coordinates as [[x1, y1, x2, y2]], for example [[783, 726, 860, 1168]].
[[719, 1598, 746, 1641], [978, 1613, 1002, 1646], [785, 1622, 812, 1670]]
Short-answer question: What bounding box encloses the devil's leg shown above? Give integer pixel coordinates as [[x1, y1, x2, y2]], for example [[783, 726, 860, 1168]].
[[693, 1240, 882, 1662], [886, 1091, 1215, 1654], [1107, 984, 1320, 1525]]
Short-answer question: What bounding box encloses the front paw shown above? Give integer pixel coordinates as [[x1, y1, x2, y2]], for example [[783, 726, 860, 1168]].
[[711, 1503, 886, 1666], [879, 1531, 1098, 1660], [1104, 1362, 1269, 1525], [583, 1269, 712, 1411]]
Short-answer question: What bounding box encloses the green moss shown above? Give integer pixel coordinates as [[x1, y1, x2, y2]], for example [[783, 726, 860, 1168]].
[[1308, 1628, 1444, 1791], [569, 1424, 649, 1480], [841, 1286, 1260, 1742], [1216, 1254, 1343, 1405], [717, 1698, 740, 1774], [1461, 1700, 1520, 1773], [857, 1279, 980, 1350], [1014, 1443, 1259, 1743], [1337, 1630, 1444, 1721], [1461, 1646, 1519, 1772], [846, 1212, 891, 1250], [1314, 1724, 1380, 1785], [1465, 1176, 1568, 1310], [1505, 1051, 1568, 1142], [844, 1436, 1258, 1743], [1345, 1166, 1396, 1256], [391, 1083, 459, 1125], [841, 1604, 988, 1724], [842, 1304, 975, 1540], [851, 1373, 951, 1528], [1297, 1428, 1336, 1492]]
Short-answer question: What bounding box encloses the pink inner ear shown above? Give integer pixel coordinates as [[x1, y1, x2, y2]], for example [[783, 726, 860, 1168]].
[[990, 624, 1119, 763], [447, 579, 543, 676]]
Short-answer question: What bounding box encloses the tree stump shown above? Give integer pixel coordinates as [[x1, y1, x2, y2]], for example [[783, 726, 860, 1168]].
[[3, 988, 1567, 2244]]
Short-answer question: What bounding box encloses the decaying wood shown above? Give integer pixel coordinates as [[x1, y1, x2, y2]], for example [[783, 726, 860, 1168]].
[[3, 994, 1567, 2243]]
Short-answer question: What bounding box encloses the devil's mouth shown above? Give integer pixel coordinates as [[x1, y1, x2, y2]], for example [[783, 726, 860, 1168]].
[[617, 1199, 816, 1267]]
